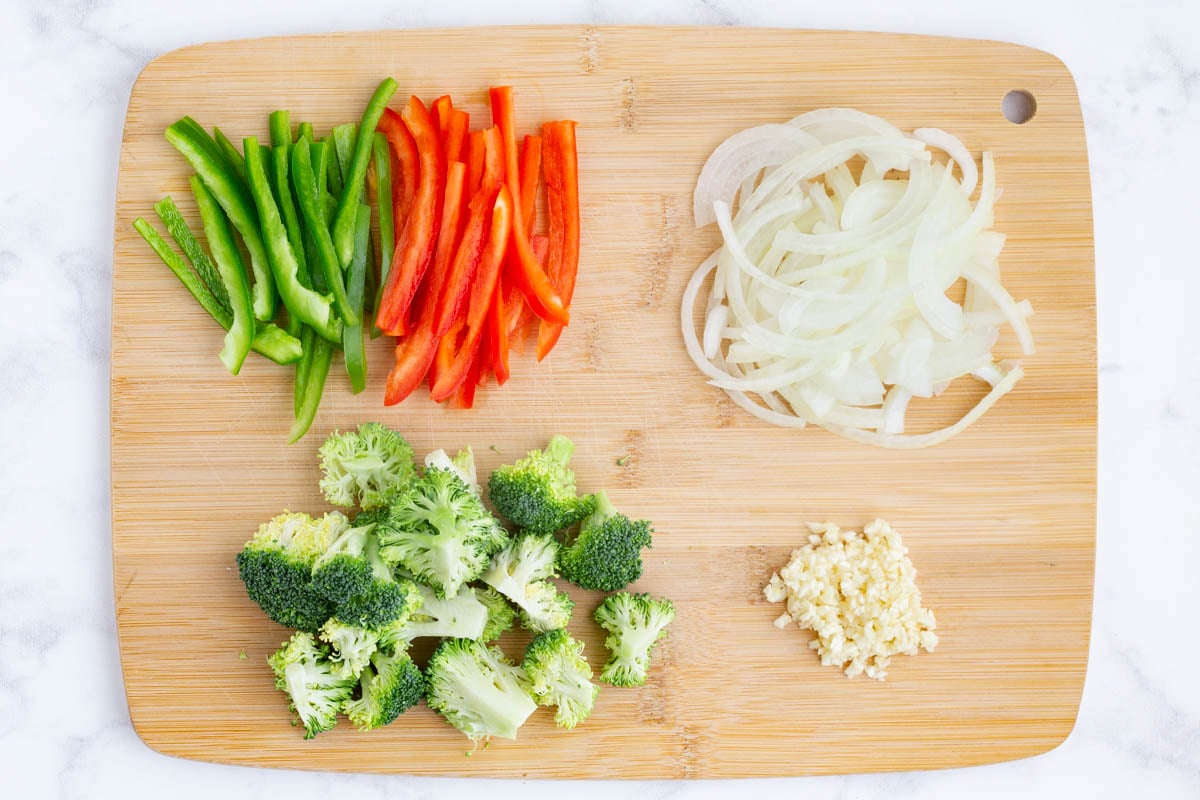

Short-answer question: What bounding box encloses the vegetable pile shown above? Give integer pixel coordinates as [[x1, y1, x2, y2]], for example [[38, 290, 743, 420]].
[[236, 425, 673, 741], [683, 108, 1034, 448], [134, 81, 581, 441]]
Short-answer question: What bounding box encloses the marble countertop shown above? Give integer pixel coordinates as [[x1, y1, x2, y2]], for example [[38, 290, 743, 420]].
[[3, 0, 1197, 796]]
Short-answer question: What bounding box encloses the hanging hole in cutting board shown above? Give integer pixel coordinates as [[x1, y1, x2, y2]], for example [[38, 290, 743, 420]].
[[1002, 89, 1037, 124]]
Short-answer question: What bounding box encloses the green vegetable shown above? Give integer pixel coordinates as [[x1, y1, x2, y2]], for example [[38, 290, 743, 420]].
[[291, 140, 357, 326], [310, 521, 421, 631], [245, 135, 342, 343], [294, 326, 315, 415], [153, 195, 230, 314], [271, 144, 309, 289], [378, 582, 489, 646], [288, 337, 334, 444], [234, 511, 349, 631], [425, 638, 538, 741], [132, 218, 300, 365], [165, 116, 277, 321], [377, 468, 509, 598], [593, 592, 675, 687], [190, 176, 254, 374], [343, 204, 371, 392], [487, 435, 595, 534], [318, 617, 381, 680], [342, 648, 424, 731], [268, 631, 355, 739], [213, 126, 249, 187], [558, 490, 653, 591], [523, 628, 599, 729], [318, 422, 417, 510], [332, 77, 397, 268], [475, 586, 517, 641], [370, 132, 394, 339], [481, 533, 574, 633], [297, 121, 315, 143], [268, 110, 292, 149]]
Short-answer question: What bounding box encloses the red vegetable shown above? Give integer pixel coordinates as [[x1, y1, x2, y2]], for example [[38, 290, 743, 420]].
[[464, 130, 485, 199], [376, 96, 444, 336], [377, 107, 419, 240], [444, 109, 469, 165], [430, 185, 514, 402], [537, 120, 581, 361], [489, 86, 569, 326]]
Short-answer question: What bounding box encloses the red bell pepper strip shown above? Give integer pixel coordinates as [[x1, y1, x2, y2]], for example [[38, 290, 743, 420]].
[[432, 95, 452, 137], [430, 184, 513, 402], [536, 120, 581, 361], [464, 130, 485, 199], [502, 135, 545, 350], [452, 326, 487, 409], [432, 126, 503, 336], [518, 134, 542, 232], [381, 161, 466, 407], [376, 108, 419, 242], [489, 86, 569, 327], [488, 279, 510, 386], [444, 109, 469, 165], [376, 96, 444, 336]]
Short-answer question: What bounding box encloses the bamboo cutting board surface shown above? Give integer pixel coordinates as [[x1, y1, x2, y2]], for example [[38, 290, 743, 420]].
[[111, 26, 1096, 778]]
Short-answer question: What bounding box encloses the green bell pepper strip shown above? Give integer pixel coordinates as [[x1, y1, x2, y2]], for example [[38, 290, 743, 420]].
[[291, 140, 357, 326], [245, 135, 342, 343], [153, 196, 230, 314], [331, 77, 397, 269], [324, 135, 344, 196], [370, 132, 394, 339], [133, 217, 302, 364], [288, 336, 334, 443], [190, 176, 255, 374], [343, 204, 371, 393], [298, 121, 314, 143], [165, 119, 277, 322], [213, 126, 249, 188], [294, 327, 315, 415], [268, 110, 292, 149]]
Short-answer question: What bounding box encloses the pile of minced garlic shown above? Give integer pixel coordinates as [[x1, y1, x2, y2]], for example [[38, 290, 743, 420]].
[[764, 519, 938, 680]]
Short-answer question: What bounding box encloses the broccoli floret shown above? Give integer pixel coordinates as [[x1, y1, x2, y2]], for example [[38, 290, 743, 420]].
[[487, 435, 595, 534], [481, 533, 575, 633], [474, 586, 517, 641], [378, 582, 490, 647], [594, 592, 675, 687], [318, 618, 381, 680], [378, 468, 508, 598], [319, 422, 417, 510], [236, 511, 349, 631], [310, 523, 374, 605], [268, 631, 355, 739], [559, 490, 653, 591], [342, 648, 424, 731], [424, 446, 481, 495], [522, 629, 599, 729], [425, 639, 538, 741]]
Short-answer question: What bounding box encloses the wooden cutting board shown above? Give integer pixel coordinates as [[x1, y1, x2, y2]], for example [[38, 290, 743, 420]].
[[111, 26, 1096, 778]]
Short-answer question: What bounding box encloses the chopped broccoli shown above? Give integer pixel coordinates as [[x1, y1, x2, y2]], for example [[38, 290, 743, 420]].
[[487, 435, 595, 534], [268, 631, 356, 739], [319, 422, 417, 510], [378, 468, 508, 598], [310, 523, 374, 605], [594, 592, 675, 687], [318, 618, 381, 680], [481, 533, 575, 633], [425, 639, 538, 741], [558, 490, 653, 591], [377, 582, 490, 646], [342, 648, 424, 731], [424, 446, 480, 495], [522, 629, 599, 729], [236, 511, 348, 631], [335, 532, 422, 630], [474, 586, 517, 641]]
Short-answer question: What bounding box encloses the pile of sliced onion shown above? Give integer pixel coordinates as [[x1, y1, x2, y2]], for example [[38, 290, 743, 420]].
[[682, 108, 1033, 448]]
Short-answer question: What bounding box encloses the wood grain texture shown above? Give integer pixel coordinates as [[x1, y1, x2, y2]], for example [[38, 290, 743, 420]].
[[110, 26, 1096, 778]]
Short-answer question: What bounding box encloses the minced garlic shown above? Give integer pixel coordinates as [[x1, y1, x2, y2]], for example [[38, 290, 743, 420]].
[[764, 519, 938, 680]]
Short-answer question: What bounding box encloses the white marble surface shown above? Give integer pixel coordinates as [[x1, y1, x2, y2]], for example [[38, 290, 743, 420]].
[[2, 0, 1198, 796]]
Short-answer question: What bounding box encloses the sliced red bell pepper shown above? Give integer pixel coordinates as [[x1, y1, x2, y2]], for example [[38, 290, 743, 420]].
[[488, 278, 510, 386], [489, 86, 569, 327], [464, 129, 485, 199], [444, 109, 469, 165], [537, 120, 581, 361], [377, 107, 419, 242], [432, 95, 452, 137], [502, 134, 545, 351], [381, 161, 466, 407], [518, 134, 541, 232], [376, 96, 444, 336], [432, 126, 503, 336], [453, 326, 487, 408], [430, 184, 513, 402]]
